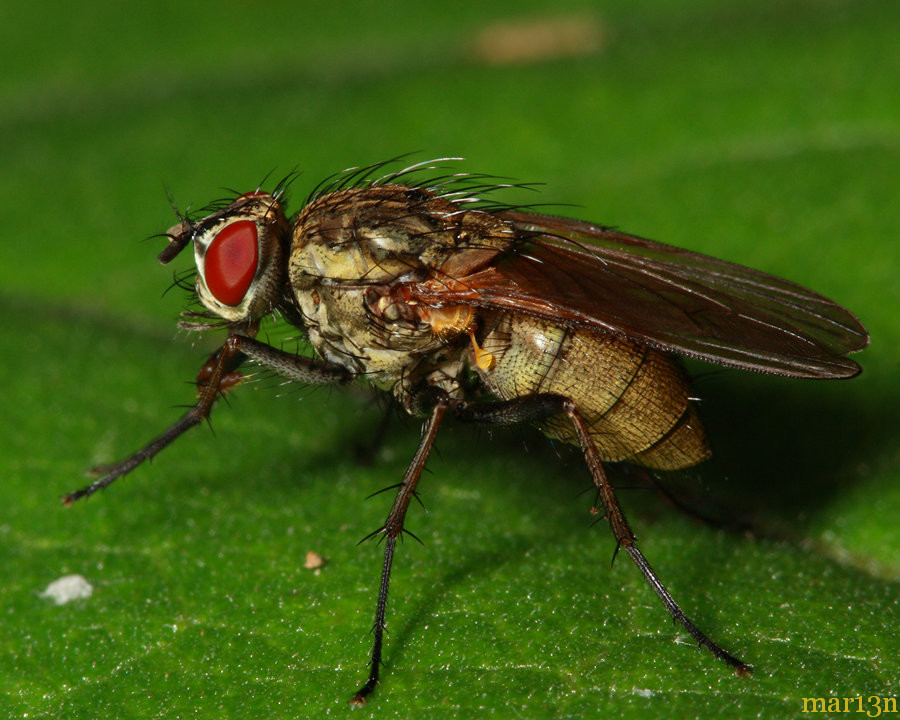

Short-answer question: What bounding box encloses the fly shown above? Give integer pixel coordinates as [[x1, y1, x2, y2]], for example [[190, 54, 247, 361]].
[[65, 158, 869, 704]]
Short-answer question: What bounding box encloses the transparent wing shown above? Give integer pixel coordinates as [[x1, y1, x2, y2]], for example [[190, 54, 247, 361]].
[[408, 210, 868, 379]]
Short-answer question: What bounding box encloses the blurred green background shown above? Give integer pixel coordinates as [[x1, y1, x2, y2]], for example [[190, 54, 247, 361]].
[[2, 1, 897, 718]]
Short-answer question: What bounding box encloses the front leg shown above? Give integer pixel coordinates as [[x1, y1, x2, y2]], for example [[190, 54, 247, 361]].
[[64, 334, 351, 504]]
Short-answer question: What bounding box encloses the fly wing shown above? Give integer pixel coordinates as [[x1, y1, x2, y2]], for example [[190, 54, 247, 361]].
[[409, 210, 869, 379]]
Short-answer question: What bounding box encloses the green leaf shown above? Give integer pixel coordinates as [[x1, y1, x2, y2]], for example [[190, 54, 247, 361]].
[[2, 1, 897, 718]]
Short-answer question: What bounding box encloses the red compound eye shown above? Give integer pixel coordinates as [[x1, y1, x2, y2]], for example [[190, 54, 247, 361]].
[[204, 220, 259, 306]]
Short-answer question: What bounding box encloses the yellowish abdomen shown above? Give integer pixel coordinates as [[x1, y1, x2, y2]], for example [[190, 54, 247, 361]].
[[473, 312, 710, 470]]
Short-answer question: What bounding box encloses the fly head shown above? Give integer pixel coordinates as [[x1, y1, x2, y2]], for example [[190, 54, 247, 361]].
[[162, 192, 291, 323]]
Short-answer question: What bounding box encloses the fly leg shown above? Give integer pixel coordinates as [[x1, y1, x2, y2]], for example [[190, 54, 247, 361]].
[[64, 334, 351, 505], [454, 393, 751, 675], [194, 343, 247, 397], [631, 466, 752, 535], [351, 391, 450, 706], [564, 402, 751, 674]]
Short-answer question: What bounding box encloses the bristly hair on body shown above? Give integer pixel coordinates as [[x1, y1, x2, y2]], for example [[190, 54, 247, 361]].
[[162, 157, 555, 333]]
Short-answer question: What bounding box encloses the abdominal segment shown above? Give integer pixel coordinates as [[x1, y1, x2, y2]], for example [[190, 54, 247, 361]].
[[473, 312, 710, 470]]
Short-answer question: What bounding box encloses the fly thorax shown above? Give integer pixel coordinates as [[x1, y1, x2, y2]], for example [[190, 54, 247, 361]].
[[288, 185, 513, 383], [288, 185, 515, 296], [289, 278, 441, 380]]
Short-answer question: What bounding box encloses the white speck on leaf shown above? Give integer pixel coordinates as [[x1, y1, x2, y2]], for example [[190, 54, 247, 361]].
[[40, 575, 93, 605]]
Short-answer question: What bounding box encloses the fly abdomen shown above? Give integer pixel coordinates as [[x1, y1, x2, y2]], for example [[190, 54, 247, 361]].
[[474, 312, 709, 470]]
